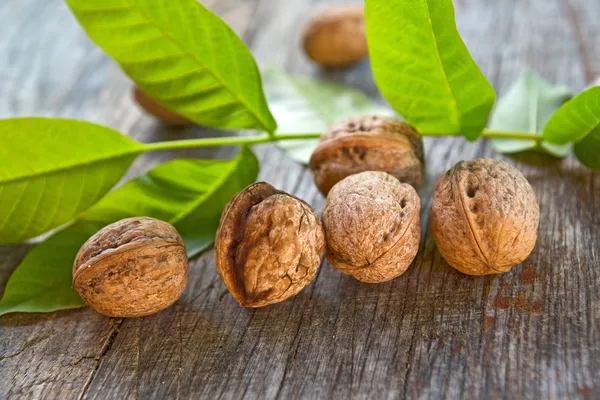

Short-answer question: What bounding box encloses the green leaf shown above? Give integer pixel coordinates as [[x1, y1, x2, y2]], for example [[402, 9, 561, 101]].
[[365, 0, 496, 140], [66, 0, 276, 133], [263, 69, 394, 163], [0, 147, 259, 315], [543, 86, 600, 169], [0, 118, 143, 244], [489, 72, 573, 157]]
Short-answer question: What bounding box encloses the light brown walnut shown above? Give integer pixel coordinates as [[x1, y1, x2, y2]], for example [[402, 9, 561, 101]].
[[431, 158, 540, 275], [73, 217, 188, 317], [215, 182, 325, 307], [133, 86, 193, 127], [310, 115, 425, 196], [301, 4, 368, 68], [322, 171, 421, 283]]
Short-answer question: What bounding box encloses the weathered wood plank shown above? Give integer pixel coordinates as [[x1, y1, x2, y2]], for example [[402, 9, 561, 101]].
[[0, 0, 598, 399]]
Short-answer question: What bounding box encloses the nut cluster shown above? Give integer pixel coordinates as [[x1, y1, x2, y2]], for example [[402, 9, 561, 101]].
[[431, 158, 540, 275], [310, 115, 424, 196], [74, 117, 541, 315], [302, 4, 368, 68]]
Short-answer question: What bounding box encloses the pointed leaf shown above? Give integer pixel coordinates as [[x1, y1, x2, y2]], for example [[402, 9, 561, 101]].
[[489, 72, 573, 157], [543, 86, 600, 169], [0, 148, 259, 315], [365, 0, 496, 140], [0, 118, 143, 244], [66, 0, 276, 133], [263, 70, 394, 163]]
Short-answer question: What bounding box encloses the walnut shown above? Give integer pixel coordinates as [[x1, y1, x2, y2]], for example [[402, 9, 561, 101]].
[[322, 171, 421, 283], [215, 182, 325, 307], [309, 115, 425, 196], [430, 159, 540, 275], [133, 86, 193, 127], [73, 217, 188, 317], [301, 4, 368, 68]]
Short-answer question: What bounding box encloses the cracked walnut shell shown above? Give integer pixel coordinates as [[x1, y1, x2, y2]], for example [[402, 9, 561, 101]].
[[323, 171, 421, 283], [431, 159, 540, 275], [302, 4, 368, 68], [309, 115, 425, 196], [73, 217, 188, 317], [215, 182, 325, 307]]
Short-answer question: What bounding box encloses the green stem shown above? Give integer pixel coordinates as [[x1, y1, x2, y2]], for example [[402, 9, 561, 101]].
[[143, 132, 322, 152], [420, 129, 543, 142], [143, 129, 543, 152], [481, 129, 543, 142]]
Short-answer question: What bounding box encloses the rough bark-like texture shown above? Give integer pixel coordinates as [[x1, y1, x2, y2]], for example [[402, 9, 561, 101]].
[[302, 4, 367, 68], [215, 183, 325, 307], [323, 171, 420, 283], [73, 217, 188, 318], [310, 115, 425, 195], [0, 0, 599, 399], [431, 159, 540, 275]]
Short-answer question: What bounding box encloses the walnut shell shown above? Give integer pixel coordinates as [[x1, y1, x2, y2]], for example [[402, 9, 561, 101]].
[[73, 217, 188, 317], [431, 159, 540, 275], [133, 86, 193, 127], [322, 171, 421, 283], [215, 182, 325, 307], [309, 115, 425, 196], [301, 4, 368, 68]]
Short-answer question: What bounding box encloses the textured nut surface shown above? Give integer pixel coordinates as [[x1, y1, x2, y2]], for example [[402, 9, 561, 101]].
[[431, 159, 540, 275], [133, 86, 193, 127], [323, 171, 421, 283], [73, 217, 188, 317], [310, 115, 425, 195], [302, 4, 367, 68], [215, 182, 325, 307]]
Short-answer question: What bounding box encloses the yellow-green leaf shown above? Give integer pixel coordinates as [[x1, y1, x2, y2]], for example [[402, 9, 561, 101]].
[[0, 118, 143, 244]]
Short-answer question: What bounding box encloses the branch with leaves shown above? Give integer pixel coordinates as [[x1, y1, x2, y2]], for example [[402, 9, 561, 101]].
[[0, 0, 598, 315]]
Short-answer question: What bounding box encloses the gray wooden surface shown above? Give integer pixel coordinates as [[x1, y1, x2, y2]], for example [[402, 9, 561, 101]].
[[1, 0, 599, 399]]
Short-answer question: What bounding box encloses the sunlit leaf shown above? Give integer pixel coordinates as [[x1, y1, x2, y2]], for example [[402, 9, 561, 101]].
[[365, 0, 496, 140], [0, 148, 259, 315], [543, 86, 600, 169], [0, 118, 143, 244], [66, 0, 276, 133]]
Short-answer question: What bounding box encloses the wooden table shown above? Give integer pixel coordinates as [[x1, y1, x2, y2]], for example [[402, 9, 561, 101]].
[[1, 0, 599, 398]]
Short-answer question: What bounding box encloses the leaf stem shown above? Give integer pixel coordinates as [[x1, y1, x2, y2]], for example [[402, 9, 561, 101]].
[[420, 129, 544, 142], [143, 132, 322, 152], [481, 129, 543, 142], [143, 129, 543, 152]]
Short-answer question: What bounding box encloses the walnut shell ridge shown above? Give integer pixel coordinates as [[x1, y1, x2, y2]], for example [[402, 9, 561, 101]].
[[73, 217, 188, 317], [310, 115, 425, 196], [323, 171, 421, 283], [215, 182, 326, 307], [431, 159, 540, 275], [133, 86, 193, 127], [302, 4, 368, 68]]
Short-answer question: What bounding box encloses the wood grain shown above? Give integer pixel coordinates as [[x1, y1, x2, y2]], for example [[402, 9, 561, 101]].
[[0, 0, 599, 399]]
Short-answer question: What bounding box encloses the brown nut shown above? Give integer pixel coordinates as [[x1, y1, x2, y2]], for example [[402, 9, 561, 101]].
[[309, 115, 425, 196], [322, 171, 421, 283], [215, 182, 325, 307], [302, 4, 368, 68], [133, 86, 193, 127], [431, 159, 540, 276], [73, 217, 188, 318]]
